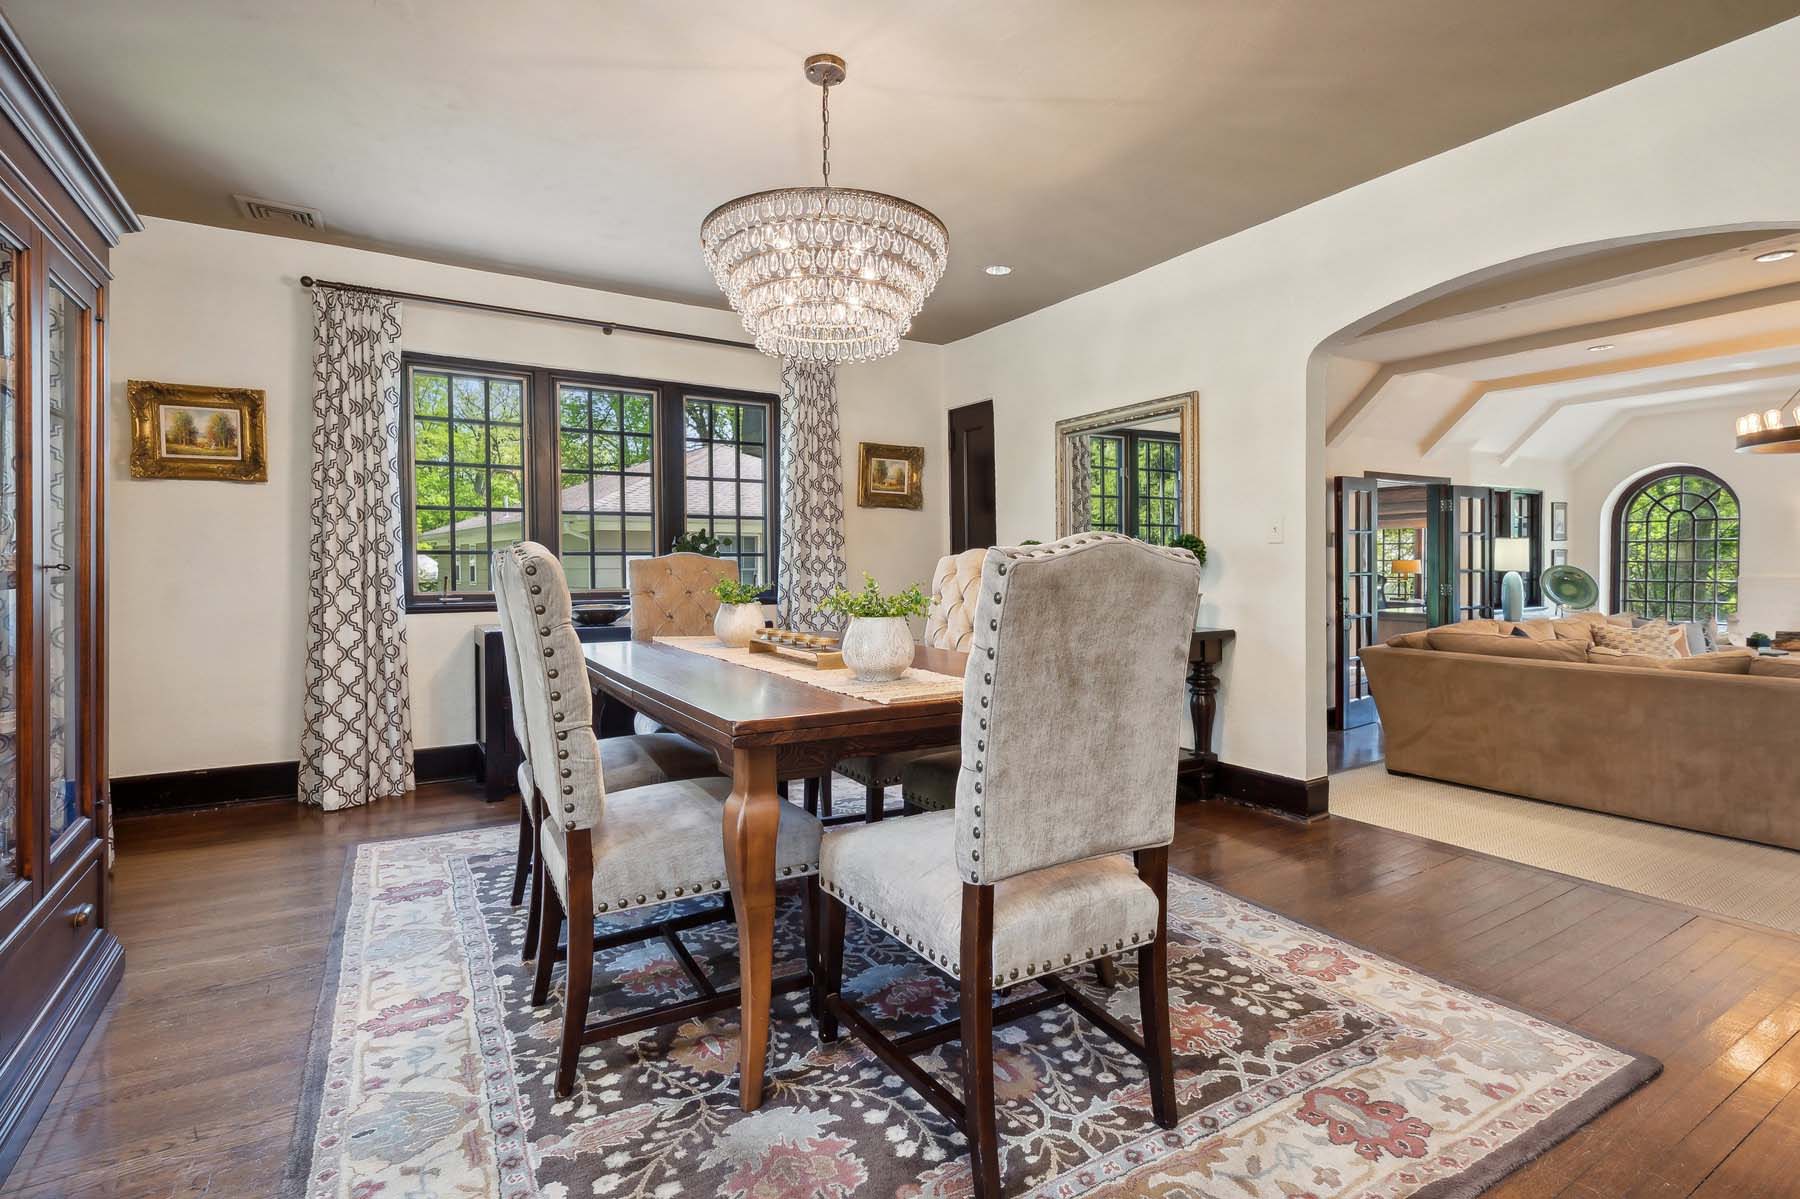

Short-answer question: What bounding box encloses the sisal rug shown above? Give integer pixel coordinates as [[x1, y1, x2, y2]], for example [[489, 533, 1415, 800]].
[[1332, 765, 1800, 937], [284, 825, 1657, 1199]]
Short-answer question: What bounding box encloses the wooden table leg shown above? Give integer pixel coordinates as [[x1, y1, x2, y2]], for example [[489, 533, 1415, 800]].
[[722, 745, 781, 1111]]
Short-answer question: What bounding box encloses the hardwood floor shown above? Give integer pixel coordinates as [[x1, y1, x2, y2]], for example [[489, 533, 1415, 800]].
[[8, 782, 1799, 1197]]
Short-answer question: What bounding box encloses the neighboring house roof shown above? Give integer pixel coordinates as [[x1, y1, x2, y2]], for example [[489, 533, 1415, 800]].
[[417, 443, 765, 543]]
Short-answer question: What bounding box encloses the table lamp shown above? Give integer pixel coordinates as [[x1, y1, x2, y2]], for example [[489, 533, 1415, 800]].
[[1492, 538, 1532, 622], [1387, 558, 1421, 605]]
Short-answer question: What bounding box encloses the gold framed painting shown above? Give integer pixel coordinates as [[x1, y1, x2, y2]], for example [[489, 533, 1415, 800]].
[[128, 380, 268, 482], [856, 442, 924, 510]]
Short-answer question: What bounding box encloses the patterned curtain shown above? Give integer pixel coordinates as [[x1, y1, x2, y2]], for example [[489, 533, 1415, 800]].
[[299, 288, 415, 810], [777, 358, 848, 632], [1067, 432, 1093, 534]]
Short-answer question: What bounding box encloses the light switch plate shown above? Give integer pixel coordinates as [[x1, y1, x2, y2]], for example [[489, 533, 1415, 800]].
[[1266, 515, 1285, 544]]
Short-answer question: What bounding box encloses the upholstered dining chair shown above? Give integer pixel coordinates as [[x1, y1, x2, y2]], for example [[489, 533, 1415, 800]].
[[491, 548, 722, 963], [833, 546, 985, 819], [498, 542, 825, 1097], [627, 551, 741, 640], [811, 533, 1199, 1198]]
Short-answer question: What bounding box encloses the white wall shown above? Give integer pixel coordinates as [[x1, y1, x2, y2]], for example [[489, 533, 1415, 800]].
[[107, 217, 946, 776], [942, 17, 1800, 782], [1569, 402, 1800, 636]]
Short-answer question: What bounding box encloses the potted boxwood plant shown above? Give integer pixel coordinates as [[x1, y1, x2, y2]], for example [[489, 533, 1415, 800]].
[[820, 573, 930, 681], [710, 577, 766, 648], [1168, 533, 1207, 603]]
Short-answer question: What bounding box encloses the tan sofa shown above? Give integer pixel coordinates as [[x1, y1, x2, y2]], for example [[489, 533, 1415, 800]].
[[1361, 633, 1800, 852]]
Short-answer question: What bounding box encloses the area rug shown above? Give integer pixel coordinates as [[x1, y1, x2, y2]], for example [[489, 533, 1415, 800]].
[[283, 825, 1658, 1199], [1332, 765, 1800, 937]]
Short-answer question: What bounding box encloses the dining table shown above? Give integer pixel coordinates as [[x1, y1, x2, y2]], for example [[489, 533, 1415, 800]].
[[583, 636, 969, 1110]]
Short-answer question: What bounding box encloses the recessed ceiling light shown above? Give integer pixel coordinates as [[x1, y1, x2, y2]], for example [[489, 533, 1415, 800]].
[[1586, 343, 1614, 352], [983, 264, 1013, 276], [1754, 249, 1797, 263]]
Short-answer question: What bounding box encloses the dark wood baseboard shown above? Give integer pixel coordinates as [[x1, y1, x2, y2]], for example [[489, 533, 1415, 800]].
[[111, 744, 483, 815], [0, 931, 123, 1184], [1213, 761, 1329, 820]]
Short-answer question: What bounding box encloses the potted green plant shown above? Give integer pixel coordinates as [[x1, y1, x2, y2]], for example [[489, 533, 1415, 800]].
[[710, 577, 766, 648], [820, 573, 930, 681], [1168, 533, 1207, 606], [1748, 631, 1773, 650], [671, 528, 723, 556]]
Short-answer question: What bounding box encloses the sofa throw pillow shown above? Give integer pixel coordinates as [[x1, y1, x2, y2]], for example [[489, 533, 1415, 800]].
[[1749, 655, 1800, 680], [1588, 648, 1755, 674], [1426, 629, 1589, 662], [1511, 619, 1557, 641], [1593, 621, 1682, 658], [1551, 618, 1599, 644], [1510, 626, 1532, 638]]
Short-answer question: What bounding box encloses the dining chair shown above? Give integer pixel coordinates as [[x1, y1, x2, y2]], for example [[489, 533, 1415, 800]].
[[492, 549, 722, 963], [833, 546, 985, 819], [499, 541, 825, 1097], [811, 533, 1199, 1198]]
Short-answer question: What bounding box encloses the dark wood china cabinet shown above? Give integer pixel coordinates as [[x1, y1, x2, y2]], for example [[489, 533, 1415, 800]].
[[0, 16, 138, 1179]]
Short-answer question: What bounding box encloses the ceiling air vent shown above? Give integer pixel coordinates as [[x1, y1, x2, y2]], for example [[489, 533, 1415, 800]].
[[233, 194, 325, 230]]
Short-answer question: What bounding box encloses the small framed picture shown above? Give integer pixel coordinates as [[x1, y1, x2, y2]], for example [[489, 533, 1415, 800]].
[[856, 442, 924, 510], [128, 380, 268, 482], [1551, 548, 1568, 567], [1550, 501, 1568, 542]]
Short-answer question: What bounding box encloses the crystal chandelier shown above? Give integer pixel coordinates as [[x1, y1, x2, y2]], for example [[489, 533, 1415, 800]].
[[700, 54, 949, 364], [1734, 386, 1800, 453]]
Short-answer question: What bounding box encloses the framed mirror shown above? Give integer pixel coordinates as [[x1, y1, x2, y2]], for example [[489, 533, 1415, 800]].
[[1054, 391, 1199, 542]]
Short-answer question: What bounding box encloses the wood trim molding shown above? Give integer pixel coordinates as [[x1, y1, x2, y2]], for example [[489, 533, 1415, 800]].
[[1210, 761, 1329, 820], [111, 745, 484, 815]]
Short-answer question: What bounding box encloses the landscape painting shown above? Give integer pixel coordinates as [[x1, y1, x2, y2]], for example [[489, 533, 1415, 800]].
[[128, 380, 268, 482], [856, 442, 924, 510]]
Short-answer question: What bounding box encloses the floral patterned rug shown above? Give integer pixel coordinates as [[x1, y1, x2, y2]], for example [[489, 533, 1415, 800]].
[[284, 825, 1657, 1199]]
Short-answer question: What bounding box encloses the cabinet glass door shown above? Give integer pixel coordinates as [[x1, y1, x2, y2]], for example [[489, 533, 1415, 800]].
[[0, 246, 17, 880], [45, 284, 81, 844]]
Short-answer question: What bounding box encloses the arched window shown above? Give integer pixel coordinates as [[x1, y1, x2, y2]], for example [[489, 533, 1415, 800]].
[[1611, 467, 1740, 626]]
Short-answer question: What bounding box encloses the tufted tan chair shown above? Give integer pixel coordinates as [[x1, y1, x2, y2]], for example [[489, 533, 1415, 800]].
[[811, 534, 1199, 1198], [500, 543, 823, 1097], [834, 548, 987, 818], [628, 553, 741, 640], [492, 547, 720, 964]]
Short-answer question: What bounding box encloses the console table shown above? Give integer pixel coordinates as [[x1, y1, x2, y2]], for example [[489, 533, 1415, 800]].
[[1179, 628, 1234, 800], [474, 623, 637, 801]]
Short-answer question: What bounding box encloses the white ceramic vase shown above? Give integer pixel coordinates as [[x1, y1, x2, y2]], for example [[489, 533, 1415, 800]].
[[714, 602, 763, 648], [840, 615, 914, 682]]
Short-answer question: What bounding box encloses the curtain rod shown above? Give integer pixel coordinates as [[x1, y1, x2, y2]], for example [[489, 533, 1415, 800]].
[[298, 275, 758, 352]]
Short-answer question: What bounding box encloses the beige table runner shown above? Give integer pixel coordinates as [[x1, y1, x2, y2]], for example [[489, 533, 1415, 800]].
[[655, 636, 967, 705]]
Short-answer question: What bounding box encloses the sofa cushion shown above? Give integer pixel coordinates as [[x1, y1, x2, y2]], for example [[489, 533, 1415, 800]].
[[1452, 619, 1506, 636], [1749, 655, 1800, 680], [1425, 629, 1588, 662], [1386, 630, 1432, 650], [1587, 648, 1756, 674], [1593, 622, 1681, 658], [1550, 618, 1600, 644]]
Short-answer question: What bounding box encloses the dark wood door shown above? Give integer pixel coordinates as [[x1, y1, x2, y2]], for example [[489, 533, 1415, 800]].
[[1331, 477, 1379, 730], [1445, 485, 1494, 622], [948, 400, 997, 552]]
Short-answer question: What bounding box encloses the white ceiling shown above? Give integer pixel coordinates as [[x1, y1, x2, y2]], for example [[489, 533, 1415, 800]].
[[9, 0, 1800, 342], [1325, 231, 1800, 464]]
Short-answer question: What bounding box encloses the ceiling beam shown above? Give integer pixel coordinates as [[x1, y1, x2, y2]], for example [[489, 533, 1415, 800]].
[[1496, 360, 1800, 464], [1416, 327, 1800, 456], [1327, 277, 1800, 447]]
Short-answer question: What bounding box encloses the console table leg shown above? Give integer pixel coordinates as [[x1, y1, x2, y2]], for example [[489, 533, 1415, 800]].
[[1189, 657, 1220, 800]]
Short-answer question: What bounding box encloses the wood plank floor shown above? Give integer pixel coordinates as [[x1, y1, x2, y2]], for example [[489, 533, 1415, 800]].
[[8, 783, 1799, 1197]]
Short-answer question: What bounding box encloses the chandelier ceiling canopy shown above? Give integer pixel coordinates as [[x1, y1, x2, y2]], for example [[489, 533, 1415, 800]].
[[700, 53, 949, 365], [1734, 387, 1800, 454]]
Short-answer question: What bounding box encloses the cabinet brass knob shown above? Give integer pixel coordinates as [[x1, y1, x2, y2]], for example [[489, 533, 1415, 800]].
[[68, 903, 94, 929]]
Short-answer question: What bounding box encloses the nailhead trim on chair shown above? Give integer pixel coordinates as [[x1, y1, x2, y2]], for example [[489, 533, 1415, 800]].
[[820, 877, 1156, 986], [553, 861, 820, 918]]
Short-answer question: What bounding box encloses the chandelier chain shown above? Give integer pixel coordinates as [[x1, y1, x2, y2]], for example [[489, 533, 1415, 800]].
[[820, 80, 831, 188]]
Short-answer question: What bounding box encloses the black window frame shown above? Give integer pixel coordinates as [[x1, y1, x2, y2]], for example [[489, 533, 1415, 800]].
[[1609, 465, 1739, 627], [1086, 429, 1181, 544], [400, 351, 780, 613]]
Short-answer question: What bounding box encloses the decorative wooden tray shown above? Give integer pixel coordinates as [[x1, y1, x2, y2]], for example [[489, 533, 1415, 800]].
[[748, 628, 844, 669]]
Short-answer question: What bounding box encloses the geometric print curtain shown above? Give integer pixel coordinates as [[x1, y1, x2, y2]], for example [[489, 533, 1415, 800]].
[[777, 357, 848, 633], [299, 287, 415, 810]]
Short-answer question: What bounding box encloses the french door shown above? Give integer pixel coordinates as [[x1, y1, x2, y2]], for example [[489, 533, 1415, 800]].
[[1442, 485, 1494, 623], [1331, 477, 1379, 730]]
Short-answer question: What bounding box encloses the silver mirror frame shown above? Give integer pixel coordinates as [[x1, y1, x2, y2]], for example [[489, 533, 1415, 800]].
[[1053, 391, 1200, 539]]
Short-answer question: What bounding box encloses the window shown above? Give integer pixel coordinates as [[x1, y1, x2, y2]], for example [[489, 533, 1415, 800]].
[[684, 397, 772, 587], [1086, 430, 1181, 544], [401, 355, 778, 610], [1611, 466, 1739, 626], [1088, 435, 1123, 532], [1377, 527, 1423, 603], [409, 366, 527, 596], [556, 383, 655, 592]]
